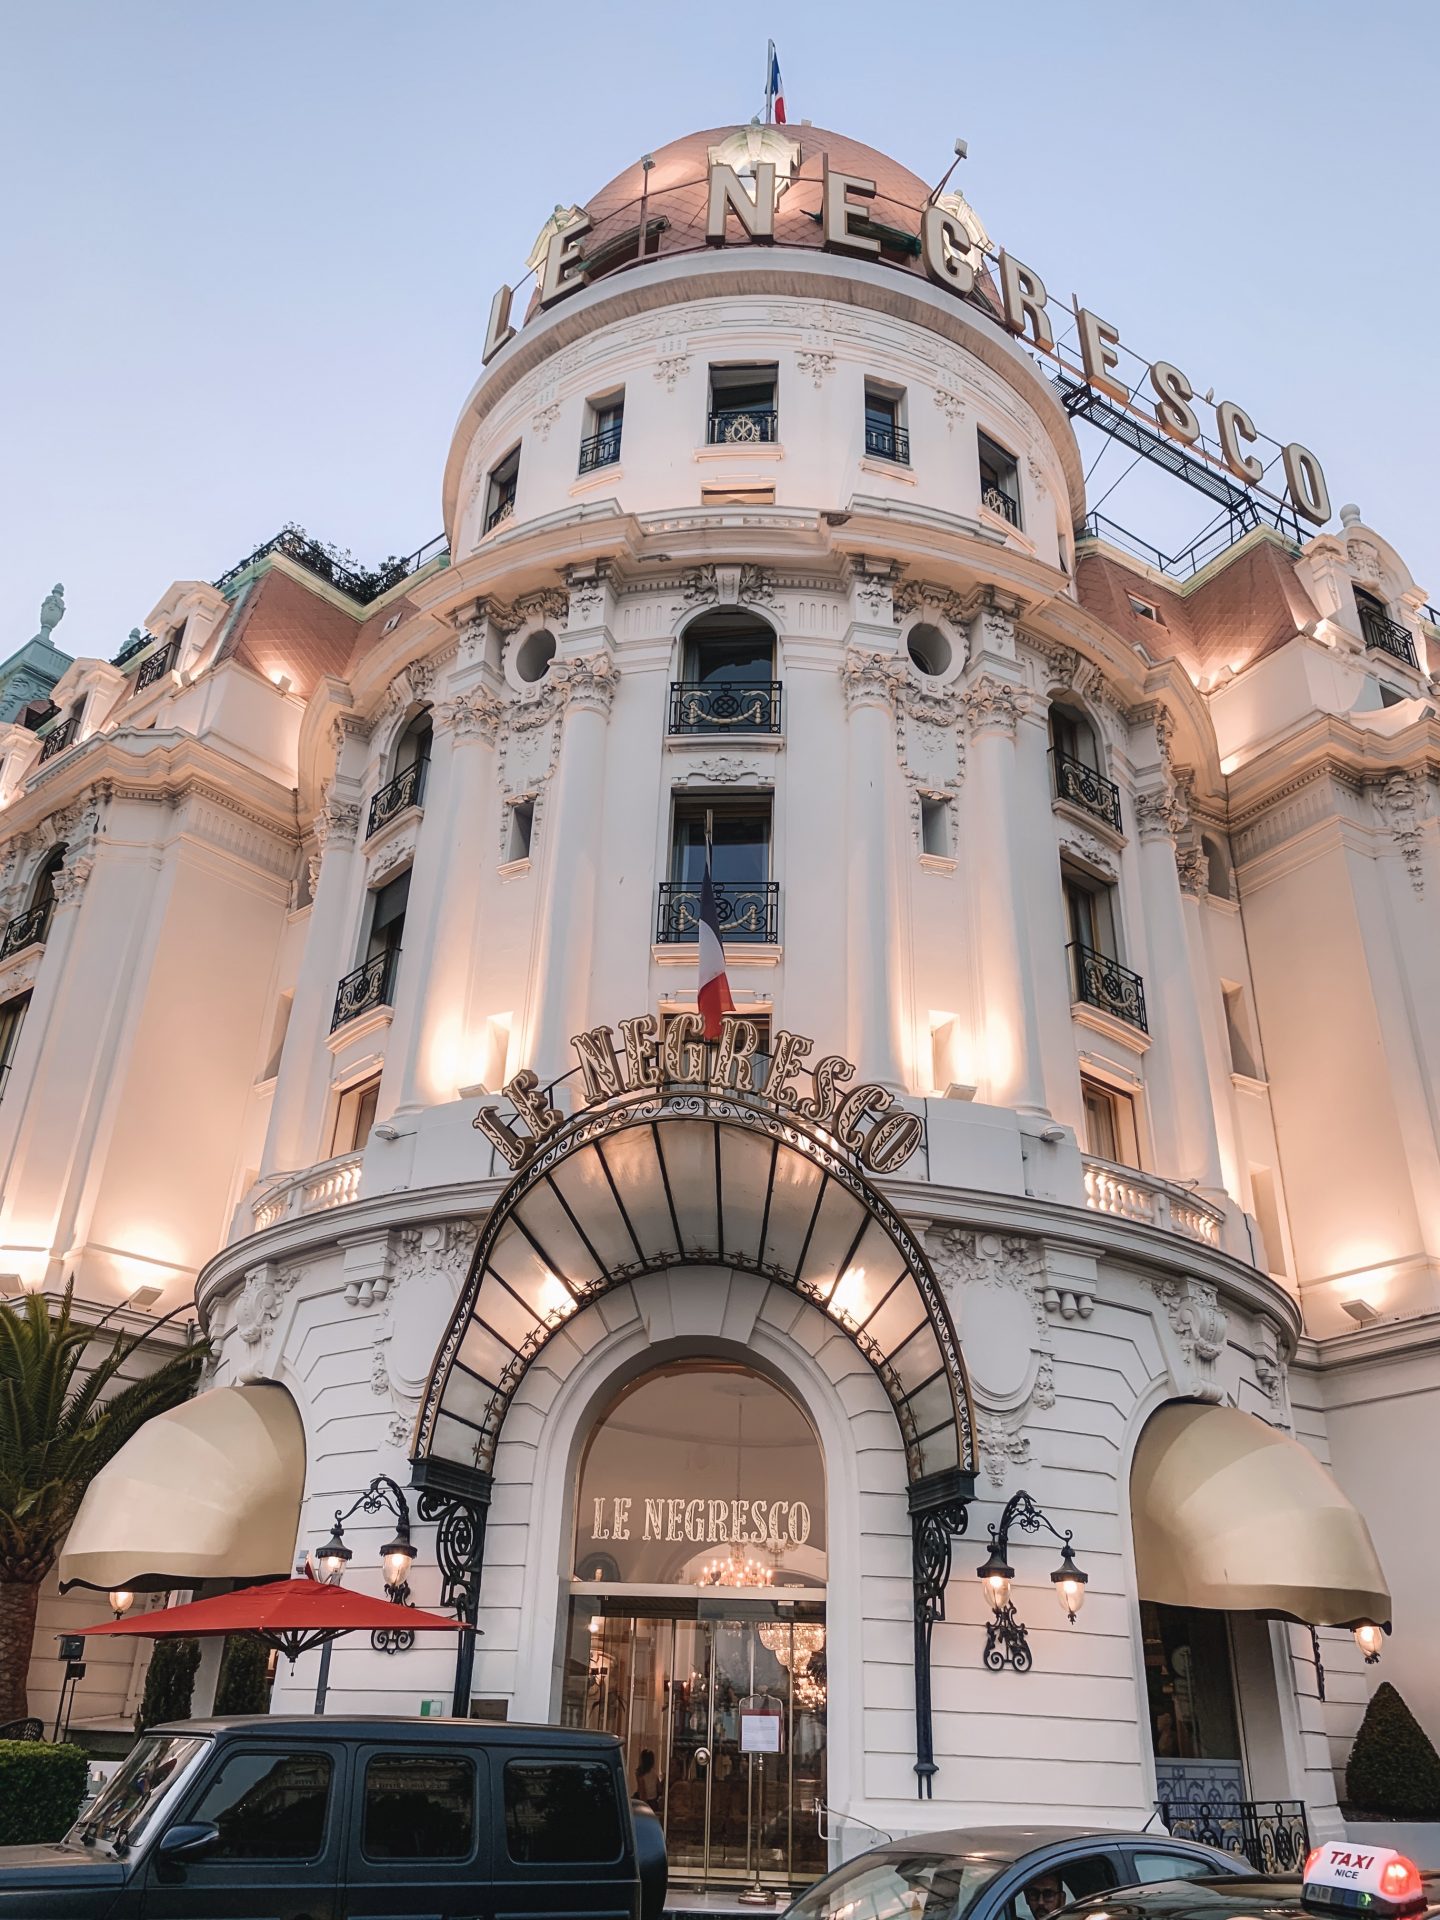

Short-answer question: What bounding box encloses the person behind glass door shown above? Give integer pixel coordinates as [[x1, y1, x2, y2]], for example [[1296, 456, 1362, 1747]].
[[635, 1748, 662, 1811]]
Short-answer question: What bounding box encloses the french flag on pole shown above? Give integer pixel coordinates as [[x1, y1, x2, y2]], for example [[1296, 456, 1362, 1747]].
[[766, 40, 786, 125], [698, 846, 736, 1041]]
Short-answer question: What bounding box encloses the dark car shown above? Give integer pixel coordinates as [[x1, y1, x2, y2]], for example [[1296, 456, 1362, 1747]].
[[785, 1825, 1253, 1920], [1050, 1845, 1440, 1920], [0, 1714, 667, 1920]]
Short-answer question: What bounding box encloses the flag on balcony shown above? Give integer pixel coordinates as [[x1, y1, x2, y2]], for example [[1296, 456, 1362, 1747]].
[[698, 850, 735, 1040], [765, 41, 786, 125]]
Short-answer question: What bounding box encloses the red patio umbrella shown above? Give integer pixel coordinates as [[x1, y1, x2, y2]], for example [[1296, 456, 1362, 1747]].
[[80, 1573, 469, 1712]]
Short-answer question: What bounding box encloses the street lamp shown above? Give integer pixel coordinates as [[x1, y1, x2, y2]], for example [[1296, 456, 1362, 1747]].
[[108, 1590, 135, 1620], [975, 1490, 1089, 1672], [1353, 1621, 1387, 1664], [315, 1521, 352, 1585], [316, 1475, 418, 1654]]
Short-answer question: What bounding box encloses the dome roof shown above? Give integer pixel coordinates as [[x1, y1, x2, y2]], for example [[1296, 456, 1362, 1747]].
[[549, 123, 998, 307]]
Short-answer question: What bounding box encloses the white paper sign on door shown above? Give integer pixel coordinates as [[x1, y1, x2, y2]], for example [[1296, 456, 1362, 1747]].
[[740, 1710, 783, 1754]]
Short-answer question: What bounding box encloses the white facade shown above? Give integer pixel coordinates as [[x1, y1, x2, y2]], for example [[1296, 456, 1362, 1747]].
[[11, 124, 1438, 1866]]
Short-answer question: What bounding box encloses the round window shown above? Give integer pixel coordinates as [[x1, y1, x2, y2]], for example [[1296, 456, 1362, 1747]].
[[514, 629, 556, 684], [907, 622, 952, 678]]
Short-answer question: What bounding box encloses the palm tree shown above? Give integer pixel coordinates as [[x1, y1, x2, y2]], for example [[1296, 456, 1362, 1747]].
[[0, 1284, 206, 1722]]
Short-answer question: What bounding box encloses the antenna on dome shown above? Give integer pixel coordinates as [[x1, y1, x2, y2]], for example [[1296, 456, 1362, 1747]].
[[927, 136, 968, 207]]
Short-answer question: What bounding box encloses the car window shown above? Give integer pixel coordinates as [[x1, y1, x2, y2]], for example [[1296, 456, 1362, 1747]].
[[1126, 1853, 1225, 1886], [364, 1753, 475, 1861], [1005, 1854, 1119, 1920], [503, 1759, 622, 1865], [788, 1853, 1003, 1920], [186, 1751, 333, 1861]]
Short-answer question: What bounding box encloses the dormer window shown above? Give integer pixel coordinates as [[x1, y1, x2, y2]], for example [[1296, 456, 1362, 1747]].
[[708, 365, 778, 445], [485, 447, 520, 534], [978, 432, 1021, 527], [1355, 587, 1417, 668]]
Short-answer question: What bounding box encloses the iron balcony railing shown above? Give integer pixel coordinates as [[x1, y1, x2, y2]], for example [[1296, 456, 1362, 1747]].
[[213, 526, 449, 604], [1051, 749, 1123, 832], [578, 427, 622, 473], [865, 421, 910, 464], [485, 494, 516, 534], [366, 760, 427, 839], [1068, 940, 1148, 1033], [669, 681, 782, 735], [1359, 602, 1418, 668], [37, 716, 78, 764], [656, 880, 779, 945], [0, 904, 50, 961], [707, 407, 778, 446], [113, 630, 156, 668], [135, 636, 180, 690], [982, 483, 1022, 527], [331, 949, 398, 1034], [1157, 1799, 1309, 1875]]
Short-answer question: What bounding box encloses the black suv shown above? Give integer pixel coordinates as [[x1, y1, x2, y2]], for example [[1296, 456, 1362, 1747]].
[[0, 1715, 666, 1920]]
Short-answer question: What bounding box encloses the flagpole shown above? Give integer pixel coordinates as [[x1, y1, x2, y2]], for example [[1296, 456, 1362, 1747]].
[[764, 39, 773, 124]]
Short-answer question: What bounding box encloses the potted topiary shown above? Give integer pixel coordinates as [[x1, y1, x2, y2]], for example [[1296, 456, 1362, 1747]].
[[135, 1637, 201, 1733], [1344, 1681, 1440, 1854]]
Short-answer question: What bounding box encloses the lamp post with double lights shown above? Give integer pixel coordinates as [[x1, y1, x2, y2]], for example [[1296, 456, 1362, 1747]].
[[312, 1475, 419, 1708], [975, 1489, 1088, 1672]]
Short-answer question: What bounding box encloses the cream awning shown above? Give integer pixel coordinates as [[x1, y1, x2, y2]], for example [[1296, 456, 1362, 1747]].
[[1131, 1401, 1390, 1627], [58, 1382, 306, 1594]]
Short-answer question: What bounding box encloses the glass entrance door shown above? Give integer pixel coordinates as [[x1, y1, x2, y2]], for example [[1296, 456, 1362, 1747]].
[[563, 1604, 827, 1891]]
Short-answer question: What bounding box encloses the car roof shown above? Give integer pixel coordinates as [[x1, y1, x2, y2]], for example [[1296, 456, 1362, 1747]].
[[1054, 1876, 1440, 1920], [156, 1716, 622, 1749], [841, 1828, 1238, 1864]]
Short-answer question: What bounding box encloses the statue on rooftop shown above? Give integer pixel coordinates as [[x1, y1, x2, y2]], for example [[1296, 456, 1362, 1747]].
[[37, 584, 65, 646]]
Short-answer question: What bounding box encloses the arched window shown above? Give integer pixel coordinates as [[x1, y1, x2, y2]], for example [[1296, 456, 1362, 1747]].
[[672, 610, 778, 734], [368, 709, 432, 837], [1050, 702, 1121, 831], [1049, 701, 1099, 771], [1202, 832, 1234, 901], [29, 849, 64, 919]]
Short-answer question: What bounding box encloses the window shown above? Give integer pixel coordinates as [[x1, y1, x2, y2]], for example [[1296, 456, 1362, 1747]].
[[907, 623, 952, 678], [580, 392, 624, 473], [701, 482, 776, 507], [708, 364, 778, 444], [1378, 680, 1405, 708], [1003, 1856, 1119, 1920], [329, 1074, 380, 1157], [661, 1009, 771, 1073], [1201, 832, 1234, 900], [920, 796, 951, 858], [485, 446, 520, 533], [506, 798, 535, 863], [1063, 868, 1117, 959], [674, 610, 778, 732], [1250, 1165, 1288, 1278], [1222, 984, 1260, 1080], [364, 869, 409, 995], [370, 710, 432, 834], [1142, 1600, 1241, 1765], [363, 1753, 474, 1861], [393, 710, 432, 782], [978, 431, 1021, 527], [1127, 1851, 1223, 1885], [0, 993, 31, 1100], [1128, 595, 1161, 623], [1049, 704, 1099, 772], [503, 1759, 622, 1864], [186, 1750, 332, 1861], [663, 796, 775, 943], [1081, 1076, 1139, 1167], [514, 630, 556, 684], [261, 991, 293, 1082], [864, 381, 909, 464], [789, 1853, 1003, 1920]]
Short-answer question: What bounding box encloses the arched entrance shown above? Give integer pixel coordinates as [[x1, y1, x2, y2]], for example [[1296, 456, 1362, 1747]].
[[411, 1070, 978, 1795], [567, 1362, 827, 1887]]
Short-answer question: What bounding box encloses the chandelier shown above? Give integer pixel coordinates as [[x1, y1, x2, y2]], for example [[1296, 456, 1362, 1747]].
[[758, 1621, 827, 1711], [698, 1543, 774, 1589]]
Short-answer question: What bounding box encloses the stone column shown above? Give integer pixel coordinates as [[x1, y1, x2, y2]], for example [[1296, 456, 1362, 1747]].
[[525, 646, 618, 1088], [384, 685, 505, 1114], [259, 781, 363, 1176], [1135, 782, 1226, 1197], [841, 567, 908, 1090]]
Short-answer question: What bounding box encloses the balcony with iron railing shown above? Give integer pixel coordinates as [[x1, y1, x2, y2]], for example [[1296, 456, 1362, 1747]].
[[982, 484, 1021, 527], [1068, 941, 1148, 1033], [1359, 602, 1418, 668], [366, 760, 427, 840], [864, 421, 910, 464], [707, 407, 778, 446], [1051, 749, 1123, 832], [0, 904, 50, 962], [485, 494, 516, 534], [134, 636, 181, 691], [668, 681, 782, 735], [656, 880, 779, 945], [578, 427, 622, 473], [37, 716, 78, 764], [331, 949, 398, 1033]]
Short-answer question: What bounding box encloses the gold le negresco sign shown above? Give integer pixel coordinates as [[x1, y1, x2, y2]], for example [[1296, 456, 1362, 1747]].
[[473, 1012, 924, 1177]]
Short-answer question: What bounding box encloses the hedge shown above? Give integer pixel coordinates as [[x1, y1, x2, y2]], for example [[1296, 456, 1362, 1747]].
[[136, 1636, 200, 1732], [0, 1741, 89, 1845], [215, 1633, 271, 1716], [1346, 1680, 1440, 1819]]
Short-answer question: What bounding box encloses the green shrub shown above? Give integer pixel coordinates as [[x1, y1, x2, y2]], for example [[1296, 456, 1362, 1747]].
[[1346, 1680, 1440, 1818], [215, 1634, 271, 1716], [136, 1637, 200, 1732], [0, 1741, 88, 1844]]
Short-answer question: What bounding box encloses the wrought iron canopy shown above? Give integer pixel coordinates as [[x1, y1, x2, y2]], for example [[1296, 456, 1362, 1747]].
[[413, 1090, 975, 1499]]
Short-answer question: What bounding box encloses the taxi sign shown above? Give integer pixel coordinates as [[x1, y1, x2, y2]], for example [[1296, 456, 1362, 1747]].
[[1303, 1843, 1425, 1917]]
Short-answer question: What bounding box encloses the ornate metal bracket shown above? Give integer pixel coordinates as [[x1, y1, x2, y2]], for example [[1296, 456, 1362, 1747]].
[[317, 1473, 420, 1656], [412, 1459, 494, 1716], [983, 1601, 1033, 1673], [1309, 1625, 1326, 1701], [911, 1486, 970, 1800], [975, 1488, 1087, 1674]]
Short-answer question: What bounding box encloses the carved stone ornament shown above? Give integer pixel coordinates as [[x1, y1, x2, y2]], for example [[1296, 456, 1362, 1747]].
[[517, 587, 570, 628], [554, 651, 619, 716], [977, 602, 1017, 655], [1026, 452, 1048, 499], [933, 388, 966, 430], [677, 756, 762, 786], [854, 572, 896, 622], [233, 1261, 301, 1381], [370, 1220, 480, 1422], [435, 688, 504, 744], [841, 647, 906, 713], [1058, 820, 1118, 881], [1253, 1317, 1287, 1413], [892, 581, 968, 630], [677, 564, 775, 613], [1373, 768, 1427, 894], [926, 1227, 1054, 1472], [976, 1414, 1031, 1490], [314, 786, 361, 857], [1145, 1274, 1228, 1400], [1134, 782, 1190, 843], [1175, 844, 1209, 895], [369, 836, 414, 883], [50, 856, 93, 907], [961, 674, 1025, 737], [531, 401, 561, 442], [1347, 538, 1384, 584], [565, 578, 605, 628], [654, 353, 691, 390], [897, 680, 965, 840], [796, 349, 835, 388], [50, 796, 102, 854]]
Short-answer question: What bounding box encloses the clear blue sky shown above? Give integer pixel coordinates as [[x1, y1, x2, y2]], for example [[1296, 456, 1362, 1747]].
[[3, 1, 1436, 657]]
